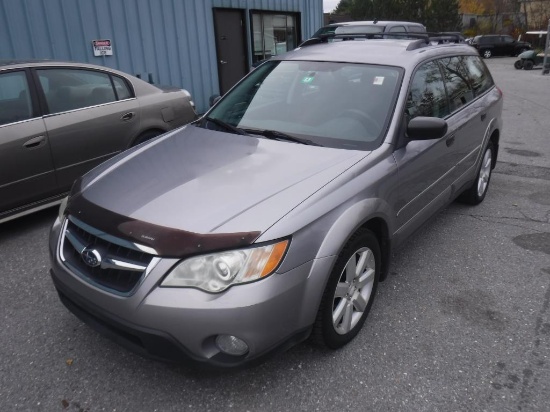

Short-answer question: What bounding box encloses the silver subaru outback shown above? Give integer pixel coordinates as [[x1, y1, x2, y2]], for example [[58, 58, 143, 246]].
[[49, 34, 503, 367]]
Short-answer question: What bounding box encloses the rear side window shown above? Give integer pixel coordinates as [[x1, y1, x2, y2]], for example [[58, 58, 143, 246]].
[[407, 25, 426, 33], [407, 61, 450, 119], [438, 57, 474, 112], [388, 26, 405, 32], [112, 76, 132, 100], [0, 71, 33, 126], [37, 69, 118, 114], [461, 56, 494, 96]]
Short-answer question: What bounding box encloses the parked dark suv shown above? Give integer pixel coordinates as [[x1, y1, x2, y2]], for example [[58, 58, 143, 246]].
[[50, 33, 502, 367], [471, 34, 531, 58]]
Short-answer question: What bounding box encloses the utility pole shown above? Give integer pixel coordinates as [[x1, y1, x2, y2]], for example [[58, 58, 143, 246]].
[[543, 19, 550, 75]]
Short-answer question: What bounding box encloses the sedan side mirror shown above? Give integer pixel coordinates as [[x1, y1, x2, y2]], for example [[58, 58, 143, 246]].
[[406, 117, 448, 140]]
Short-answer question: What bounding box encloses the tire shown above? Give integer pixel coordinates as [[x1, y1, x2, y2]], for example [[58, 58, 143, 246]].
[[524, 60, 534, 70], [514, 60, 523, 70], [482, 49, 492, 59], [459, 141, 494, 205], [132, 130, 163, 146], [312, 229, 380, 349]]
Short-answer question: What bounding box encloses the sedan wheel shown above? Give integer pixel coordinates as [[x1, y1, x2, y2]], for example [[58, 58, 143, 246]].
[[312, 229, 380, 349]]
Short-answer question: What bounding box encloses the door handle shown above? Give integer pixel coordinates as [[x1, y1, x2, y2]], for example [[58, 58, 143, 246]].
[[481, 113, 487, 121], [121, 112, 135, 121], [23, 135, 46, 149], [220, 60, 228, 65], [446, 135, 455, 147]]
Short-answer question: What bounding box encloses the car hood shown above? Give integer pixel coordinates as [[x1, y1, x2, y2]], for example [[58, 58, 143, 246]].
[[68, 126, 366, 257]]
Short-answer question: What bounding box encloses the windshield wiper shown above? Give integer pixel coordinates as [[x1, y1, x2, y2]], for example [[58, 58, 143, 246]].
[[242, 128, 321, 146], [202, 116, 249, 136]]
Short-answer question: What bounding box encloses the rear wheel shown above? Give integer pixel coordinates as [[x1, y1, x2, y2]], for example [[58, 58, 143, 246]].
[[524, 60, 534, 70], [482, 49, 492, 59], [459, 141, 494, 205], [514, 60, 523, 70], [312, 229, 380, 349]]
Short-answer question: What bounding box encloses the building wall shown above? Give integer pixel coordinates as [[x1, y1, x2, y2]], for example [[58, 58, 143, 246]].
[[0, 0, 323, 113]]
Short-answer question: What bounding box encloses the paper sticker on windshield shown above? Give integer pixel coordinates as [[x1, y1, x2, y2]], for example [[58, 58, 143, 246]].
[[373, 76, 385, 85], [301, 76, 315, 84]]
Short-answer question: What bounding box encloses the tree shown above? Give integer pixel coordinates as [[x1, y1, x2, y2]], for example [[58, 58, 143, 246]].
[[460, 0, 485, 14], [425, 0, 463, 31], [334, 0, 353, 14], [332, 0, 462, 31]]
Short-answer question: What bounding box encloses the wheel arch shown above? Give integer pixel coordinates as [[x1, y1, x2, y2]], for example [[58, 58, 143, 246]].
[[488, 129, 499, 168], [129, 127, 167, 148], [314, 199, 393, 283]]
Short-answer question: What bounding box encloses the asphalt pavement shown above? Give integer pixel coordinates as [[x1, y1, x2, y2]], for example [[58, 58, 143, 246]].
[[1, 57, 549, 412]]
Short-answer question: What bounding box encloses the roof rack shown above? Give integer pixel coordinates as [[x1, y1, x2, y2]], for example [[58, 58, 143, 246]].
[[299, 31, 465, 50]]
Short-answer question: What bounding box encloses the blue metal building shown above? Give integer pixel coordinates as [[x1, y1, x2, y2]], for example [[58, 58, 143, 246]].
[[0, 0, 324, 113]]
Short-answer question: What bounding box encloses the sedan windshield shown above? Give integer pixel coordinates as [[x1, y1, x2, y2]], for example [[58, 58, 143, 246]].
[[206, 60, 403, 150]]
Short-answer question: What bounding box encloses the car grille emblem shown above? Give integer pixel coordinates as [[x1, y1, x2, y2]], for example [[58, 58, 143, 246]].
[[81, 247, 102, 268]]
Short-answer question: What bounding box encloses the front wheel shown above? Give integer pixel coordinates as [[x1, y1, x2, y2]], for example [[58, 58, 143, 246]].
[[514, 60, 523, 70], [312, 229, 380, 349], [459, 141, 494, 205]]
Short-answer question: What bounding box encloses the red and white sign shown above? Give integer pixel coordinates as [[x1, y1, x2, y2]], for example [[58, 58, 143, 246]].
[[92, 39, 113, 57]]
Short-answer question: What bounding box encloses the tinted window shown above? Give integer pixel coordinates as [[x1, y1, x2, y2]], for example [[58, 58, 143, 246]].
[[0, 71, 33, 126], [462, 56, 494, 96], [502, 36, 514, 43], [38, 69, 117, 114], [388, 26, 405, 32], [408, 25, 426, 33], [407, 61, 449, 119], [439, 57, 474, 112]]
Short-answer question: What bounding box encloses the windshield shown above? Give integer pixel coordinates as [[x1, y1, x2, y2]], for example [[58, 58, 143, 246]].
[[206, 61, 403, 150]]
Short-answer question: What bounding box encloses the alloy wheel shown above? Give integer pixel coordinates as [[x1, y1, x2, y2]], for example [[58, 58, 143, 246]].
[[332, 247, 376, 335], [477, 147, 492, 197]]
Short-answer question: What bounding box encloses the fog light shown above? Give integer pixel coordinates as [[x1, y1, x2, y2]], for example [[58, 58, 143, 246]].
[[215, 335, 249, 356]]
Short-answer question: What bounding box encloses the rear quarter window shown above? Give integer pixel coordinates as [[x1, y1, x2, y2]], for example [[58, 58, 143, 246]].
[[438, 56, 474, 112], [461, 56, 494, 96]]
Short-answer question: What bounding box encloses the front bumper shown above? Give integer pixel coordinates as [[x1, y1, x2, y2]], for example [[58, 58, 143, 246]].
[[49, 217, 333, 367]]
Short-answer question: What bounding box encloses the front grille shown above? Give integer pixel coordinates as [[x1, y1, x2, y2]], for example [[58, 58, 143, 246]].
[[60, 216, 155, 294]]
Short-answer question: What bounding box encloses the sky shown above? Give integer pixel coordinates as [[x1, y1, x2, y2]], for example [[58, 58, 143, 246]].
[[324, 0, 339, 13]]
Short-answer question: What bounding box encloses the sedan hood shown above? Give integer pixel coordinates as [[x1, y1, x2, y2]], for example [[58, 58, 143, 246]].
[[68, 126, 366, 256]]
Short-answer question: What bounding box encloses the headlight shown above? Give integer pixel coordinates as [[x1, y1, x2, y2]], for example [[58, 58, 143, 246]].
[[161, 239, 289, 293], [58, 196, 69, 220]]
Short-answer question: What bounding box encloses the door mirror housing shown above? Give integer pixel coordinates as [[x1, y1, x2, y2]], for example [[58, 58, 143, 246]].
[[406, 117, 448, 140]]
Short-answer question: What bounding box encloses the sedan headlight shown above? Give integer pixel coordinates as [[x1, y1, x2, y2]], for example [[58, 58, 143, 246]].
[[162, 239, 289, 293]]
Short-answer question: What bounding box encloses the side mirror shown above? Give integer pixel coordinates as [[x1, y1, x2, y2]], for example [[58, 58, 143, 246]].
[[406, 117, 448, 140], [209, 94, 221, 107]]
